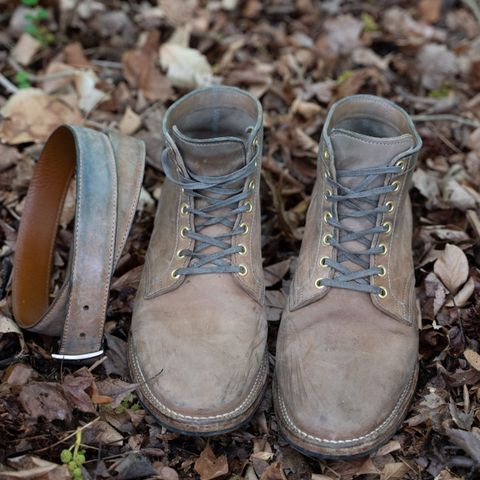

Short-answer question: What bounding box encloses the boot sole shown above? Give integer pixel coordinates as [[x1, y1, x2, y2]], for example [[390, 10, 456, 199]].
[[128, 341, 269, 436], [273, 364, 418, 459]]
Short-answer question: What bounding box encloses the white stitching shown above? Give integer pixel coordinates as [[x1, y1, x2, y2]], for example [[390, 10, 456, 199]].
[[130, 343, 268, 421], [276, 367, 416, 445]]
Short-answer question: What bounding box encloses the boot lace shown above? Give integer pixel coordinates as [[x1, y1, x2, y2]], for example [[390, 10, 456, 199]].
[[161, 142, 259, 276], [319, 162, 404, 294]]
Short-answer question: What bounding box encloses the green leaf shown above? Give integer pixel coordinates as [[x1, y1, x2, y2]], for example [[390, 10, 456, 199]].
[[15, 71, 30, 89], [21, 0, 39, 6], [36, 7, 49, 20], [361, 12, 378, 33]]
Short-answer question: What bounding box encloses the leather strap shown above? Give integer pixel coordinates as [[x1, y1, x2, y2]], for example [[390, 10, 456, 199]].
[[12, 125, 145, 361]]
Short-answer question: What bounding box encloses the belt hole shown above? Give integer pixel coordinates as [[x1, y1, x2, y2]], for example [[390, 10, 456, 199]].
[[83, 305, 89, 311], [80, 332, 86, 338]]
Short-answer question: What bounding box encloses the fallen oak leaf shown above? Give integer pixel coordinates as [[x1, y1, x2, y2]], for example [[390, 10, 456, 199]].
[[0, 88, 82, 144], [433, 243, 469, 294], [19, 382, 72, 422], [95, 378, 138, 408], [194, 445, 228, 480]]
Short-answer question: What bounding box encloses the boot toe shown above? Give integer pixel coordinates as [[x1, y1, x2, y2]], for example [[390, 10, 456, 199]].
[[275, 306, 418, 457], [129, 278, 268, 434]]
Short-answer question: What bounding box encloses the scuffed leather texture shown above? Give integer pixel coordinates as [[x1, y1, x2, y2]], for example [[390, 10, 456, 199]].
[[275, 95, 422, 457], [130, 86, 268, 433], [12, 125, 145, 358]]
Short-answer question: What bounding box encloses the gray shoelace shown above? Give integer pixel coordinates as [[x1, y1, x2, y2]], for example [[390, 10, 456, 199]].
[[161, 144, 258, 276], [320, 163, 402, 294]]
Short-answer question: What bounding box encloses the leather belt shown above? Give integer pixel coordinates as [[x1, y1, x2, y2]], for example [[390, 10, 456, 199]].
[[12, 125, 145, 361]]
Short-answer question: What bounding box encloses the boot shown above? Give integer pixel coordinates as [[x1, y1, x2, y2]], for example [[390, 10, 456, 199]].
[[274, 95, 422, 457], [129, 86, 268, 434]]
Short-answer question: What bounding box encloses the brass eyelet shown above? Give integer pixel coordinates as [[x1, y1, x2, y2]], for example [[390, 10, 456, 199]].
[[383, 221, 392, 235], [323, 148, 329, 160], [315, 278, 325, 289], [324, 168, 331, 179], [319, 256, 329, 267], [377, 265, 386, 277], [378, 287, 388, 298], [322, 233, 332, 245], [239, 264, 248, 276], [391, 180, 400, 192], [180, 227, 190, 238], [171, 269, 180, 279], [379, 243, 387, 255], [180, 203, 189, 215], [248, 180, 255, 190], [395, 160, 405, 170], [238, 244, 247, 255], [240, 223, 249, 235], [244, 201, 253, 212], [176, 249, 186, 259], [323, 211, 332, 223], [324, 190, 332, 201], [385, 201, 394, 213]]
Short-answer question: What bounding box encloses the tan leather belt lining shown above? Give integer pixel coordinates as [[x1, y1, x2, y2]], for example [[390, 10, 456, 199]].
[[12, 125, 145, 361]]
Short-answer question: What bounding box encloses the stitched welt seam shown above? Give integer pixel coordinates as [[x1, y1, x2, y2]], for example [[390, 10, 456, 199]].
[[132, 349, 267, 421], [278, 367, 416, 444]]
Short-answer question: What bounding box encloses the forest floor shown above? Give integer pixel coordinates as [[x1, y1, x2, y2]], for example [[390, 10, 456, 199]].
[[1, 0, 480, 479]]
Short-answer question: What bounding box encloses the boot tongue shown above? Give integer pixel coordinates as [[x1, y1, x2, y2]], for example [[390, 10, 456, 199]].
[[172, 125, 247, 176], [329, 128, 415, 273]]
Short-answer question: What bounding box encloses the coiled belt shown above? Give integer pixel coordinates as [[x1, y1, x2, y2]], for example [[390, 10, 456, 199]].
[[12, 125, 145, 361]]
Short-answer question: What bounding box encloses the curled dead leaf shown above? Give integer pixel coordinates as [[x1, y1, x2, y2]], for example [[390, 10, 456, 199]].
[[194, 445, 228, 480], [0, 89, 82, 144], [433, 244, 469, 293]]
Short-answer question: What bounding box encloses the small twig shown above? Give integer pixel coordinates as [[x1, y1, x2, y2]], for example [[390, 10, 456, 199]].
[[33, 417, 100, 454], [412, 114, 480, 128], [0, 72, 18, 94], [88, 355, 107, 372], [91, 60, 123, 69]]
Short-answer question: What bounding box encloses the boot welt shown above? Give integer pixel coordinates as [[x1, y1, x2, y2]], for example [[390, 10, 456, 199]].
[[128, 341, 269, 435], [273, 364, 418, 459]]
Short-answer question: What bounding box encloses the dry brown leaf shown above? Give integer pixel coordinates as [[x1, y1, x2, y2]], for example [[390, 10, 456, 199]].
[[122, 31, 173, 102], [380, 462, 409, 480], [119, 106, 142, 135], [11, 32, 41, 66], [464, 349, 480, 372], [194, 445, 229, 480], [434, 243, 469, 293], [154, 463, 180, 480], [259, 462, 287, 480], [19, 382, 72, 422], [83, 420, 123, 447], [63, 42, 93, 69], [0, 89, 82, 144], [2, 363, 37, 386], [95, 378, 138, 408], [4, 455, 70, 480], [62, 367, 96, 414]]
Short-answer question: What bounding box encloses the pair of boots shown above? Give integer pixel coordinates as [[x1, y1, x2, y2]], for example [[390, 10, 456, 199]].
[[129, 86, 422, 458]]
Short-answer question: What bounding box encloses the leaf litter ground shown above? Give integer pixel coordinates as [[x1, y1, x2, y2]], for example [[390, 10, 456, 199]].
[[1, 0, 480, 479]]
